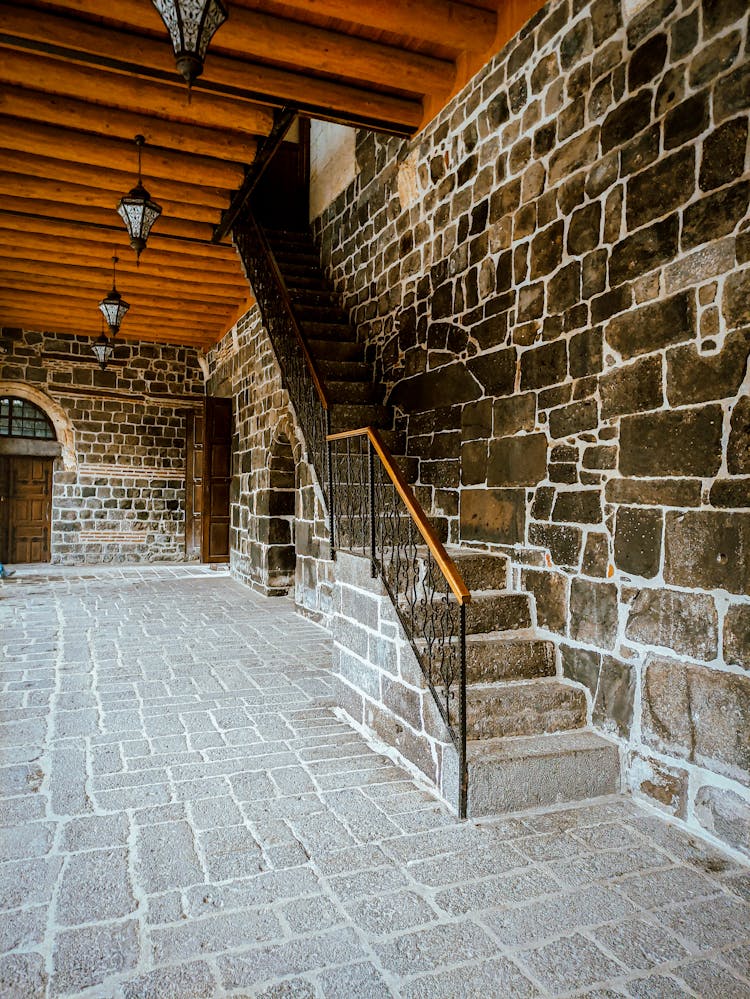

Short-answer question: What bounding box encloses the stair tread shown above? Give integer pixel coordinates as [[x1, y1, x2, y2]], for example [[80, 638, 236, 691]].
[[467, 728, 618, 761]]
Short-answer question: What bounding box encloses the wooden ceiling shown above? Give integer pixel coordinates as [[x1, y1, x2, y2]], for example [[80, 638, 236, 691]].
[[0, 0, 543, 349]]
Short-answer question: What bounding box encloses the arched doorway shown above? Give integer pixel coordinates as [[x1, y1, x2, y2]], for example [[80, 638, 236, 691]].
[[0, 395, 61, 563], [266, 433, 296, 592]]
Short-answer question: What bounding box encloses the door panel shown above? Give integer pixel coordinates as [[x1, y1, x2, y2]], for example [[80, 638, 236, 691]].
[[1, 456, 53, 563], [202, 397, 232, 563], [185, 407, 204, 558]]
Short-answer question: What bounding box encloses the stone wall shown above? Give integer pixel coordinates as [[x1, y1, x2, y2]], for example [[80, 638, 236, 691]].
[[313, 0, 750, 854], [0, 328, 204, 564], [205, 308, 334, 620]]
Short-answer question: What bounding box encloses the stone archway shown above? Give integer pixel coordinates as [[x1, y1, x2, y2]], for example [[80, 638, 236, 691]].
[[265, 432, 296, 593], [0, 381, 77, 471]]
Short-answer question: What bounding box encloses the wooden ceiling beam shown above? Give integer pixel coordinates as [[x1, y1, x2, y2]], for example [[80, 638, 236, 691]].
[[0, 86, 255, 164], [3, 150, 231, 211], [231, 0, 497, 53], [0, 209, 238, 259], [0, 292, 233, 331], [0, 115, 246, 191], [0, 310, 216, 347], [0, 173, 221, 226], [0, 47, 275, 137], [0, 230, 245, 283], [0, 269, 245, 308], [18, 0, 451, 99], [6, 2, 423, 133]]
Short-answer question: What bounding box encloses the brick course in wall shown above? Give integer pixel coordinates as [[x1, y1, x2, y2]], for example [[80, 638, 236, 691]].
[[313, 0, 750, 854], [0, 328, 204, 564]]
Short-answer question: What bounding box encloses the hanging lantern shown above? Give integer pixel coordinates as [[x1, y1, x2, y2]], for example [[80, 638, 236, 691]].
[[117, 135, 162, 262], [98, 254, 130, 336], [152, 0, 228, 97], [91, 330, 115, 370]]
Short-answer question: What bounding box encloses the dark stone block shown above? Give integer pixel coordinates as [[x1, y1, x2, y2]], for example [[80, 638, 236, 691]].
[[466, 348, 516, 397], [724, 604, 750, 669], [594, 656, 636, 739], [600, 355, 663, 418], [689, 30, 741, 90], [605, 477, 702, 507], [488, 92, 510, 127], [494, 393, 536, 437], [601, 91, 653, 154], [626, 147, 695, 230], [628, 33, 668, 92], [583, 445, 617, 470], [664, 510, 750, 595], [614, 507, 662, 578], [625, 590, 719, 660], [521, 568, 568, 633], [548, 261, 581, 313], [702, 0, 747, 36], [530, 221, 564, 279], [642, 657, 750, 783], [723, 267, 750, 331], [530, 486, 555, 522], [569, 328, 603, 379], [461, 398, 492, 441], [670, 10, 699, 61], [700, 117, 749, 192], [567, 202, 602, 256], [389, 363, 482, 413], [667, 331, 750, 406], [663, 91, 710, 149], [461, 441, 488, 485], [606, 291, 693, 360], [570, 578, 618, 648], [552, 490, 602, 524], [609, 214, 679, 287], [591, 285, 632, 324], [460, 488, 526, 545], [561, 644, 600, 696], [591, 0, 621, 46], [529, 522, 583, 568], [620, 406, 723, 478], [549, 128, 601, 185], [487, 433, 547, 487], [709, 479, 750, 508], [583, 532, 610, 577], [520, 340, 567, 390], [714, 63, 750, 123], [682, 181, 750, 251], [728, 396, 750, 475], [548, 399, 598, 438]]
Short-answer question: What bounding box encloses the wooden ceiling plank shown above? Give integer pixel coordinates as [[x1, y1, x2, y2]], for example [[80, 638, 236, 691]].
[[0, 47, 275, 137], [0, 114, 247, 190], [0, 231, 246, 283], [3, 150, 232, 211], [232, 0, 497, 53], [0, 86, 256, 164], [0, 312, 217, 346], [6, 3, 423, 131], [17, 0, 451, 98], [0, 173, 222, 226], [0, 294, 233, 330], [0, 209, 238, 258]]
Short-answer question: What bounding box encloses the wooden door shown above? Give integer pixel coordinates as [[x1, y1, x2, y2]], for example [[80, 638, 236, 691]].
[[0, 456, 53, 563], [202, 397, 232, 563], [185, 406, 204, 559]]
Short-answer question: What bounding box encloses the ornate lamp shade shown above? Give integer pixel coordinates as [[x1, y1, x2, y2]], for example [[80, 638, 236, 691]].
[[91, 331, 115, 370], [152, 0, 228, 91], [117, 135, 162, 262], [98, 286, 130, 334]]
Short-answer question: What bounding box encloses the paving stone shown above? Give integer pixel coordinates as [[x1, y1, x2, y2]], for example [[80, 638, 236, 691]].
[[593, 917, 689, 970], [56, 847, 137, 925], [0, 906, 47, 954], [0, 952, 48, 999], [674, 957, 750, 998], [316, 961, 392, 998], [151, 909, 283, 962], [52, 919, 140, 996], [401, 956, 540, 998], [218, 929, 368, 989], [658, 893, 750, 951], [0, 820, 54, 861], [119, 960, 217, 999], [135, 820, 204, 892], [375, 921, 497, 976]]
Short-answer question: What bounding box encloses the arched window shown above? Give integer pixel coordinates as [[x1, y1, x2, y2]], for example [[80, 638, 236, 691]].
[[0, 397, 56, 440]]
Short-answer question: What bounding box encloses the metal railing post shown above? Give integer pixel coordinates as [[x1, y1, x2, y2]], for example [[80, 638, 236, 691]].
[[459, 601, 468, 820], [368, 439, 377, 577], [326, 411, 335, 560]]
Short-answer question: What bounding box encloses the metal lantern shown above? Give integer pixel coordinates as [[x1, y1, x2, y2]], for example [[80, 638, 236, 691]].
[[91, 330, 115, 370], [117, 135, 162, 262], [152, 0, 228, 95], [98, 255, 130, 335]]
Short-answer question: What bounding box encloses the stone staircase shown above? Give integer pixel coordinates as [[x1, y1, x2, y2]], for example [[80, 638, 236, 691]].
[[408, 547, 620, 816], [259, 225, 620, 817]]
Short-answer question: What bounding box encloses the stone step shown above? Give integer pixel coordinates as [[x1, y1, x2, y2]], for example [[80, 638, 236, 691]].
[[318, 359, 373, 381], [308, 339, 364, 362], [329, 403, 390, 433], [289, 288, 339, 306], [465, 631, 556, 683], [466, 730, 621, 816], [327, 380, 379, 405], [398, 590, 531, 634], [441, 547, 509, 591], [295, 303, 348, 323], [466, 679, 587, 740], [285, 276, 329, 292], [301, 321, 354, 342]]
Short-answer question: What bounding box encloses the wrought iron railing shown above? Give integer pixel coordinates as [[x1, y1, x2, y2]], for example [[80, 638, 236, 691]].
[[328, 427, 471, 817], [233, 211, 335, 542], [233, 211, 471, 816]]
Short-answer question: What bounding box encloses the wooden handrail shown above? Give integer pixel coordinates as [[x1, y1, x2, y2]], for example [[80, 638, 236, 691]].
[[327, 426, 471, 604], [240, 212, 330, 410]]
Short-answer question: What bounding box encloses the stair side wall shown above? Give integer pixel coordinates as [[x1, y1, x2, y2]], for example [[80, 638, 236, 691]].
[[312, 0, 750, 859]]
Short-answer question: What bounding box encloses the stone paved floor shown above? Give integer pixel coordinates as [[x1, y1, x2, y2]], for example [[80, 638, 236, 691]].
[[1, 566, 749, 999]]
